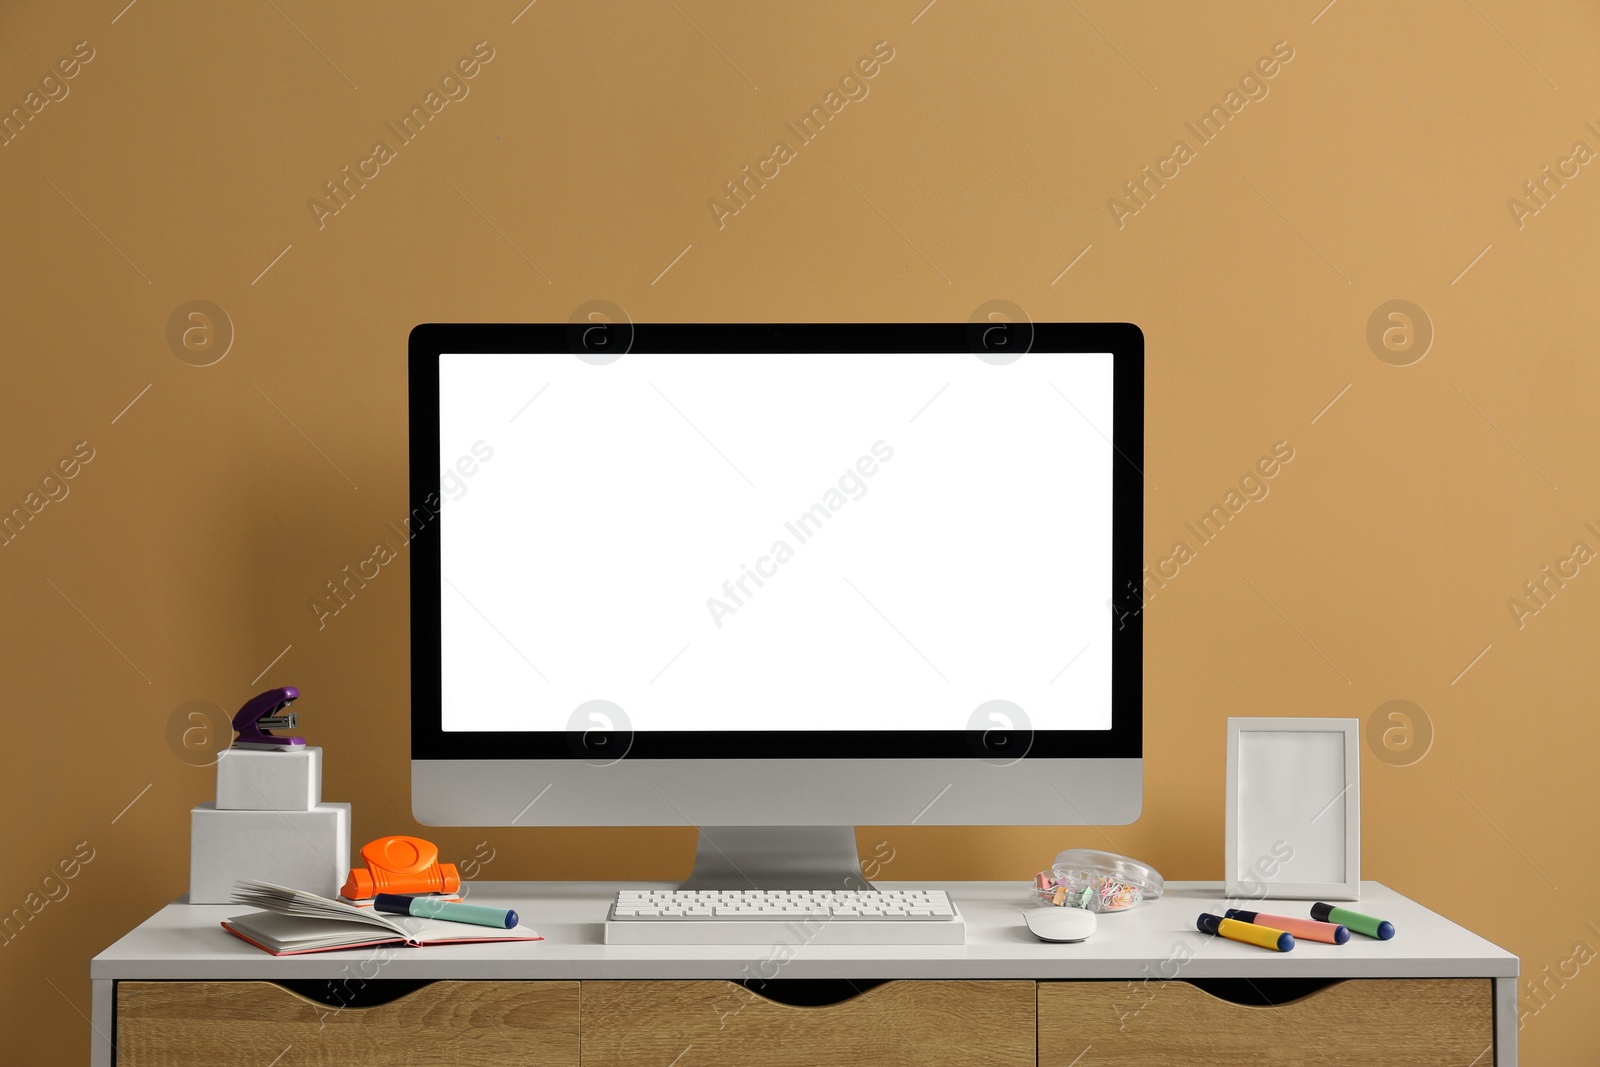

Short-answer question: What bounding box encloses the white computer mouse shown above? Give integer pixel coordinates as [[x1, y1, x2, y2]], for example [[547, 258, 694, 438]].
[[1024, 907, 1097, 943]]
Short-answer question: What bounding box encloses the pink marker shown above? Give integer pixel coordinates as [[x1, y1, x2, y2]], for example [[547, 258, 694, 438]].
[[1225, 909, 1349, 944]]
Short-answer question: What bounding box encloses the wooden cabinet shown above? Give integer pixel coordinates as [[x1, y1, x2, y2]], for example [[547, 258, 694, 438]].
[[94, 882, 1517, 1067], [116, 980, 579, 1067], [1039, 978, 1494, 1066], [115, 976, 1495, 1066]]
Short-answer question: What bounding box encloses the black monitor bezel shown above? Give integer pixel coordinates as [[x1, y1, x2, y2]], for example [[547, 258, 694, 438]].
[[410, 323, 1143, 761]]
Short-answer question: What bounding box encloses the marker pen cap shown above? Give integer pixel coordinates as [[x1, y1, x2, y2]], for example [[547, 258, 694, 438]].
[[1311, 902, 1394, 940]]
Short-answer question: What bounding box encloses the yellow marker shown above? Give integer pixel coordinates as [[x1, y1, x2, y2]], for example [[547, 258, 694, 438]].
[[1197, 912, 1294, 951]]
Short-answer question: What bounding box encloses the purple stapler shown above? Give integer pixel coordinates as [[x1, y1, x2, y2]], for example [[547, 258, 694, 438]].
[[231, 686, 306, 750]]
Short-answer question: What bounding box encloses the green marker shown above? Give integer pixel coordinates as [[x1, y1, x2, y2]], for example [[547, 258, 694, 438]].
[[374, 893, 518, 929], [1311, 902, 1394, 940]]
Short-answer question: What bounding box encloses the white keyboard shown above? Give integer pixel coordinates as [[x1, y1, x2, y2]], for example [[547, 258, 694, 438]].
[[604, 888, 965, 945]]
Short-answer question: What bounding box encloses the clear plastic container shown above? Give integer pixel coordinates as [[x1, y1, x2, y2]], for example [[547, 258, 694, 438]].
[[1031, 849, 1165, 912]]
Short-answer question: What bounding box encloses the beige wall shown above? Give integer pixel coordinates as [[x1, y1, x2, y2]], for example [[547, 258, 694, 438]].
[[3, 1, 1597, 1061]]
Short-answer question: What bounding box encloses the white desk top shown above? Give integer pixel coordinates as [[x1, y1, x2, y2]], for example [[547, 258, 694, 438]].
[[92, 880, 1517, 982]]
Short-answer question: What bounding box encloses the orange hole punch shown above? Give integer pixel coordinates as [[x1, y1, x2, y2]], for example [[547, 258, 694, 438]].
[[341, 836, 461, 900]]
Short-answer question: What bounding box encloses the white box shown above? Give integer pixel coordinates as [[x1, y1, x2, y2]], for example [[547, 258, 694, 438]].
[[216, 746, 322, 811], [189, 802, 350, 904]]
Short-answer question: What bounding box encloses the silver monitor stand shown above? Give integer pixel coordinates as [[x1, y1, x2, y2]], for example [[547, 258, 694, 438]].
[[683, 826, 868, 890]]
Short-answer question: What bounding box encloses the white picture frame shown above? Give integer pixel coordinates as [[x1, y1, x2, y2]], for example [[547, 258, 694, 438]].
[[1225, 717, 1360, 901]]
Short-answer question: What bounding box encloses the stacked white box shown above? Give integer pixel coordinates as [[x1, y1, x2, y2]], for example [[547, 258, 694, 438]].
[[216, 746, 322, 810], [189, 802, 350, 904], [190, 744, 350, 904]]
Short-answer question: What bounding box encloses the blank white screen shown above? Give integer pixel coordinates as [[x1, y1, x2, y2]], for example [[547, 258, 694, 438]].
[[439, 351, 1114, 733]]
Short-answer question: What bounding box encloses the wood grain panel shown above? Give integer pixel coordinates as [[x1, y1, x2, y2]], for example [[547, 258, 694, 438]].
[[116, 980, 579, 1066], [581, 979, 1035, 1067], [1040, 978, 1494, 1066]]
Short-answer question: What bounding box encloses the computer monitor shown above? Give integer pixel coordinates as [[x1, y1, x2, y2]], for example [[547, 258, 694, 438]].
[[411, 323, 1143, 887]]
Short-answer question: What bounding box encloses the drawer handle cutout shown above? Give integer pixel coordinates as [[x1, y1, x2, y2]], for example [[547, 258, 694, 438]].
[[1186, 977, 1343, 1006], [274, 978, 437, 1010], [734, 978, 889, 1007]]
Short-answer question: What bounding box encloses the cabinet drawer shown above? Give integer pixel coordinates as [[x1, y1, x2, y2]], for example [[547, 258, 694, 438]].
[[116, 979, 579, 1066], [582, 980, 1035, 1067], [1040, 978, 1493, 1066]]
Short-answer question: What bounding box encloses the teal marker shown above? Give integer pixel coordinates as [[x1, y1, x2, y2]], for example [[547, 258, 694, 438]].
[[1311, 902, 1393, 940], [374, 893, 518, 929]]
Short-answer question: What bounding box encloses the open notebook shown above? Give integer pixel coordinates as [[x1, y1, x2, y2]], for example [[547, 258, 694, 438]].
[[224, 880, 541, 955]]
